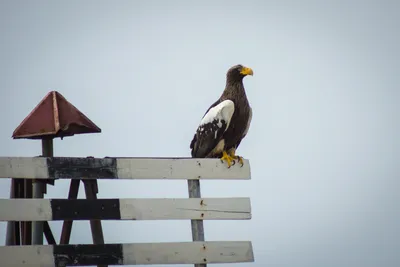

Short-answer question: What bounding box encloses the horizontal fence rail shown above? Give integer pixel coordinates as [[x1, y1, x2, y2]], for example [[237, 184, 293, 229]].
[[0, 241, 254, 266], [0, 157, 251, 180], [0, 198, 251, 221]]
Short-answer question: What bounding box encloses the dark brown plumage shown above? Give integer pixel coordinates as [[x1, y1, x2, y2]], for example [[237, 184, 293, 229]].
[[190, 64, 253, 167]]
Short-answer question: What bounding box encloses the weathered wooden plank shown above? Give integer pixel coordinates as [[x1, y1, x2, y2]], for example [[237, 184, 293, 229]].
[[116, 158, 250, 180], [54, 244, 122, 266], [0, 245, 55, 266], [0, 157, 48, 179], [120, 198, 251, 220], [0, 241, 254, 266], [122, 241, 254, 264], [0, 198, 251, 221], [0, 198, 53, 221], [0, 157, 251, 180]]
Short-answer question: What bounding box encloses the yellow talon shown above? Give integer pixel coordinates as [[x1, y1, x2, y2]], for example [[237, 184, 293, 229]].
[[228, 148, 244, 167], [220, 150, 235, 168], [234, 156, 244, 167]]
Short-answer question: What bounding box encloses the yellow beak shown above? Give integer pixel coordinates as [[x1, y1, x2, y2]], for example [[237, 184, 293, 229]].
[[240, 66, 254, 76]]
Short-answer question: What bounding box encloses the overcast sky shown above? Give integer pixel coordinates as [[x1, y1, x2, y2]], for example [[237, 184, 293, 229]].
[[1, 0, 399, 266]]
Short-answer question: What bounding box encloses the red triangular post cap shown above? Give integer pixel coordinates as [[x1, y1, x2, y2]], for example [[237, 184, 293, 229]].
[[12, 91, 101, 139]]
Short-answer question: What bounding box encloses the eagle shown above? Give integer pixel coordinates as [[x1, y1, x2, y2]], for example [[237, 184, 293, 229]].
[[190, 64, 253, 168]]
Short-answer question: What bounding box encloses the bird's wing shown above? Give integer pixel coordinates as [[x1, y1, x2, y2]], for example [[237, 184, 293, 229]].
[[190, 99, 221, 151], [234, 106, 252, 150], [190, 100, 235, 158], [242, 106, 252, 138]]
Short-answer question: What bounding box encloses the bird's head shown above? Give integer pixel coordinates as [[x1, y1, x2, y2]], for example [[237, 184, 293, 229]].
[[226, 64, 254, 83]]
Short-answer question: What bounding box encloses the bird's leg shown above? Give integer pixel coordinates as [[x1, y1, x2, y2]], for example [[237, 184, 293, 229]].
[[220, 150, 236, 168], [228, 148, 244, 167]]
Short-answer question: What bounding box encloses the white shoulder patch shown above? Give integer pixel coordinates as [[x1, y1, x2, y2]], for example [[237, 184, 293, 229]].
[[200, 100, 235, 130]]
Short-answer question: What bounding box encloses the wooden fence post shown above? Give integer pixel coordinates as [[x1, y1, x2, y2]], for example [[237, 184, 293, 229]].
[[188, 179, 206, 267]]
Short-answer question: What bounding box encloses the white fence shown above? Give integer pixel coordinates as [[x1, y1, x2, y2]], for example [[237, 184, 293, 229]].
[[0, 157, 254, 266]]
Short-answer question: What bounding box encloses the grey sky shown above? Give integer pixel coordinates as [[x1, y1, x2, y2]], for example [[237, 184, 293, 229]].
[[1, 0, 399, 266]]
